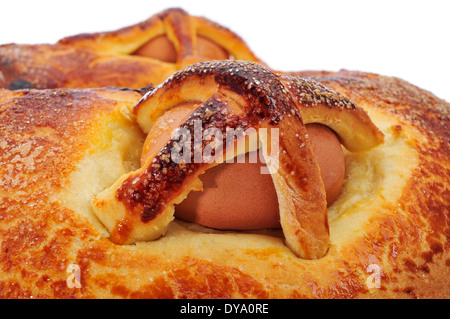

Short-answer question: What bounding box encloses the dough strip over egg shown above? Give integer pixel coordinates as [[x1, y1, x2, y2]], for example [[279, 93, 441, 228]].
[[92, 60, 383, 259]]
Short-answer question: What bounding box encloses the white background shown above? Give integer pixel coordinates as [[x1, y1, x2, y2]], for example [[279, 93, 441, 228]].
[[1, 0, 449, 102]]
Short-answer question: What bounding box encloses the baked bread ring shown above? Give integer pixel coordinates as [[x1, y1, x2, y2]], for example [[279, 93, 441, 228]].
[[0, 8, 262, 90], [0, 63, 448, 298], [58, 8, 262, 66], [0, 7, 448, 298]]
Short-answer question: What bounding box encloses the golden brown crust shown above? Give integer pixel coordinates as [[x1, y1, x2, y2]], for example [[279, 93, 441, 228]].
[[0, 8, 263, 91], [0, 67, 448, 298]]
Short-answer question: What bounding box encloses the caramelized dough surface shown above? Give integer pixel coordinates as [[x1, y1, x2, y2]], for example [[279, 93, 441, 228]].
[[0, 69, 448, 298]]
